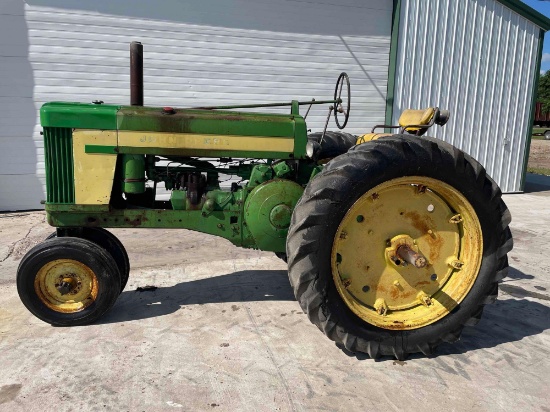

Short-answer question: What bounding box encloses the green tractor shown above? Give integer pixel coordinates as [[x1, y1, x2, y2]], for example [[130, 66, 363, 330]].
[[17, 43, 512, 360]]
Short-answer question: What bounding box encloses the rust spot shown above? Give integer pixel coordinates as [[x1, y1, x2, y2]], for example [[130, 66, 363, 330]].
[[383, 323, 413, 330], [354, 260, 370, 272], [128, 217, 144, 227], [404, 211, 443, 262], [404, 211, 431, 233], [415, 281, 430, 287], [389, 287, 417, 301], [399, 290, 416, 300], [390, 288, 399, 300], [372, 193, 380, 201]]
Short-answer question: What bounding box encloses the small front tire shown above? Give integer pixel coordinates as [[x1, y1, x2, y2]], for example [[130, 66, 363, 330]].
[[47, 228, 130, 292], [17, 237, 122, 326]]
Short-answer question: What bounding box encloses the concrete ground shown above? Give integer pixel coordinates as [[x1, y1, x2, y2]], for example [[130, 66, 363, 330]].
[[1, 174, 549, 412]]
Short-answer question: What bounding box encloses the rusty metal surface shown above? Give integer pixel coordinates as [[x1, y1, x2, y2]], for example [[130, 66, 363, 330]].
[[397, 243, 427, 268], [130, 41, 143, 106]]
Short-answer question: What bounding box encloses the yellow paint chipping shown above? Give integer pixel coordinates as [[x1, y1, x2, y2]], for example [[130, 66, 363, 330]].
[[117, 131, 294, 152], [73, 130, 117, 205]]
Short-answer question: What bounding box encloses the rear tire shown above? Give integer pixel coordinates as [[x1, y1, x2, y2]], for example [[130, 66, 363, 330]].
[[17, 237, 122, 326], [286, 135, 512, 359], [307, 131, 356, 160]]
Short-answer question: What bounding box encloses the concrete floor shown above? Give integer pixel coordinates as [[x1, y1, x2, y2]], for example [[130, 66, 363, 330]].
[[1, 174, 549, 412]]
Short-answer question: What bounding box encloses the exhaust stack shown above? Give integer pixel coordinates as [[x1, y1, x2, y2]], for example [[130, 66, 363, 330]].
[[130, 41, 143, 106]]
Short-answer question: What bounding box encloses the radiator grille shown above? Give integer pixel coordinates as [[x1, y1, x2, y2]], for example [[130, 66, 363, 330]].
[[43, 127, 75, 204]]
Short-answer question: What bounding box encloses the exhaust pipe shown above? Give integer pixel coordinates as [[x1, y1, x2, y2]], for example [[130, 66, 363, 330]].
[[130, 41, 143, 106]]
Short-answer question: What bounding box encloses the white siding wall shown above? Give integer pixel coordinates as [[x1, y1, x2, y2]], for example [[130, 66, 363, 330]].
[[393, 0, 541, 193], [0, 0, 393, 211]]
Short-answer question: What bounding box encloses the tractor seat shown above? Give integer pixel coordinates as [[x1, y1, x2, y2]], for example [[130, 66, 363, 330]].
[[398, 108, 436, 133]]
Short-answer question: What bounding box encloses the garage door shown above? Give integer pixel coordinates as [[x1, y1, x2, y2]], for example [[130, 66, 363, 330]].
[[0, 0, 393, 211]]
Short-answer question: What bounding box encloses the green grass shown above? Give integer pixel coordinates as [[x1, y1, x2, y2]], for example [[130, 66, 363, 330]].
[[532, 128, 549, 140], [527, 167, 550, 176]]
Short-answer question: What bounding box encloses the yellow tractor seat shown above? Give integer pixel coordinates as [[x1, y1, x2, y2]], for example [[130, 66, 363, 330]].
[[356, 107, 450, 145], [398, 108, 436, 133]]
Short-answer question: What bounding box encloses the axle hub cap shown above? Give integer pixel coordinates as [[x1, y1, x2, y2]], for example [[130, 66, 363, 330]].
[[34, 259, 99, 313]]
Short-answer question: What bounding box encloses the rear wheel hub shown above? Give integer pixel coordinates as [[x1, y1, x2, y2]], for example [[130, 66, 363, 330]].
[[331, 176, 483, 330]]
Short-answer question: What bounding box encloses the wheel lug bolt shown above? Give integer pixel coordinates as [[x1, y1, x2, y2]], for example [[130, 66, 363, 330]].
[[417, 292, 433, 307], [374, 298, 388, 316]]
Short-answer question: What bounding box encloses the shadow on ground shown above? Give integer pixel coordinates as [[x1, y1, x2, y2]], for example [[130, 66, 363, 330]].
[[524, 173, 550, 193], [99, 269, 293, 324], [100, 266, 550, 361]]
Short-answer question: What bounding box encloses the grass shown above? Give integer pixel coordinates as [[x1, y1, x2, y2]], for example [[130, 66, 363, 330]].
[[532, 127, 549, 140], [527, 167, 550, 176]]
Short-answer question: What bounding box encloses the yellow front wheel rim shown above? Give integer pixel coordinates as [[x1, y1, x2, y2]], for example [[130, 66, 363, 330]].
[[331, 176, 483, 330], [34, 259, 99, 313]]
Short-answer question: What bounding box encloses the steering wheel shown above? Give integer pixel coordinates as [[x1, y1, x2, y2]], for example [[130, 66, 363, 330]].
[[334, 72, 350, 129]]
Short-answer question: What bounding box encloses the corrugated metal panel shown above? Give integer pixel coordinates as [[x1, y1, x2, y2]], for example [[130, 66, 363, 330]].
[[0, 0, 393, 210], [393, 0, 540, 193]]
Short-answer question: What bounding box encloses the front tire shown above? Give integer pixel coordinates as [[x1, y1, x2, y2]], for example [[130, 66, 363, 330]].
[[17, 237, 122, 326], [47, 228, 130, 292], [286, 135, 512, 359]]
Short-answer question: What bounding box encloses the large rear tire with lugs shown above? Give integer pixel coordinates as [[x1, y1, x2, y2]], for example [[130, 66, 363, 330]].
[[286, 135, 513, 360]]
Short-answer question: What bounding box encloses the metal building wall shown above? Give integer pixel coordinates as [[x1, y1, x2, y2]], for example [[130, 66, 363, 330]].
[[0, 0, 392, 211], [393, 0, 541, 193]]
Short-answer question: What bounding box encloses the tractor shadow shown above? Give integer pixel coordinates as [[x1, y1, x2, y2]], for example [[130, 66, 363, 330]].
[[99, 269, 294, 324], [99, 267, 550, 361], [341, 266, 550, 360]]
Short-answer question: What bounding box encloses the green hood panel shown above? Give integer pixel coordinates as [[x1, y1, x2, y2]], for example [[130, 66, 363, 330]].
[[116, 106, 302, 138], [40, 102, 308, 158], [41, 102, 120, 130]]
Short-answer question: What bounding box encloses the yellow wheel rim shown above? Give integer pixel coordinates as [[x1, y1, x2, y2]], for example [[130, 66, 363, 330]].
[[331, 176, 482, 330], [34, 259, 99, 313]]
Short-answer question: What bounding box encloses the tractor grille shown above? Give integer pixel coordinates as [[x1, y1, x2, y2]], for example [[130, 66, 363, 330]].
[[43, 127, 75, 204]]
